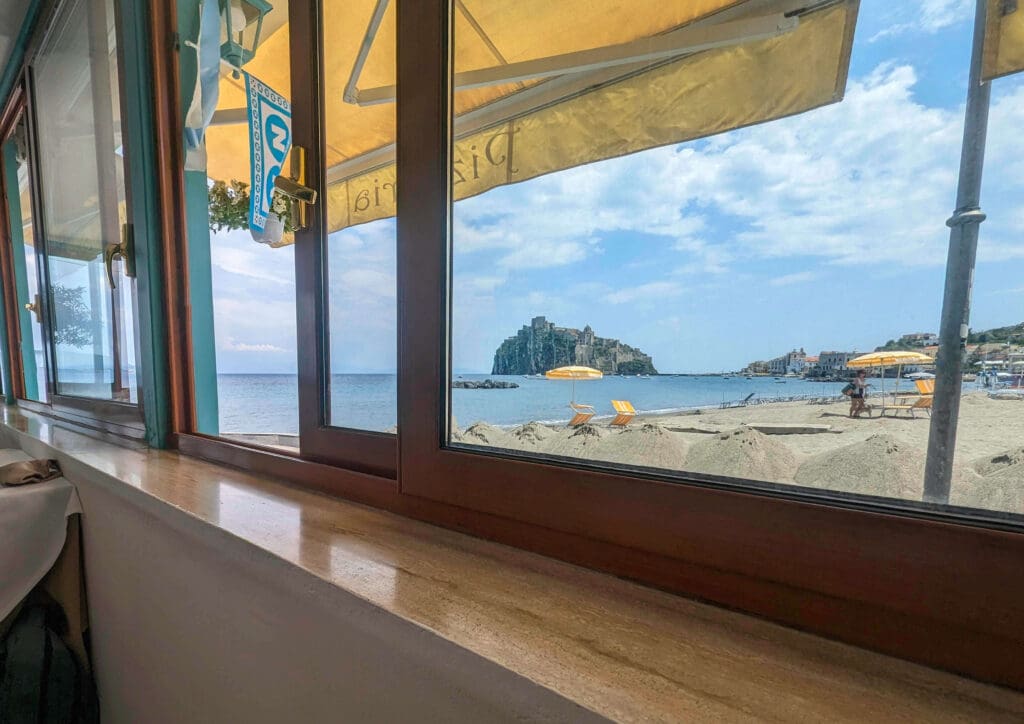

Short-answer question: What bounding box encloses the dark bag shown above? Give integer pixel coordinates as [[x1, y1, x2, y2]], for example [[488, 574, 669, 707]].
[[0, 599, 98, 724], [841, 383, 855, 396]]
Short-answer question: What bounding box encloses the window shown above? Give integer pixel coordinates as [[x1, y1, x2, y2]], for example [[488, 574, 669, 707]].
[[0, 0, 142, 433], [193, 0, 299, 446], [178, 0, 397, 475], [32, 0, 139, 407], [435, 0, 1024, 519]]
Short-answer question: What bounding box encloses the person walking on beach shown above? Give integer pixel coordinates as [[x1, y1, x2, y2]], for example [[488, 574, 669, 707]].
[[843, 370, 871, 418]]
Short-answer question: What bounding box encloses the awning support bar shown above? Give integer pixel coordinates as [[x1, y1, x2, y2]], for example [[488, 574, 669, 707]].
[[343, 0, 391, 105], [350, 11, 799, 106]]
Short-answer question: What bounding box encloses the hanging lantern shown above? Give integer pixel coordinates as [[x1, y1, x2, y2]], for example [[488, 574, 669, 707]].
[[219, 0, 273, 72]]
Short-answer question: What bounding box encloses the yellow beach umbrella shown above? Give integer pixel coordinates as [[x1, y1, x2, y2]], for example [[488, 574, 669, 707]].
[[847, 351, 936, 368], [848, 351, 935, 395], [205, 0, 861, 242], [545, 365, 603, 403]]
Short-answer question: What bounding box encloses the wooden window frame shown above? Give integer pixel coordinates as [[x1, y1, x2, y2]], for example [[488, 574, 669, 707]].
[[290, 0, 398, 479], [147, 0, 1024, 689]]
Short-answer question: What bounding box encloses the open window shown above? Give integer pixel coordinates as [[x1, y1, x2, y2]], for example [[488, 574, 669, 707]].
[[0, 0, 142, 435], [174, 0, 397, 477]]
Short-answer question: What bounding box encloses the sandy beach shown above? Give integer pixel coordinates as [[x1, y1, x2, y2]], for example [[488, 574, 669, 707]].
[[453, 391, 1024, 515]]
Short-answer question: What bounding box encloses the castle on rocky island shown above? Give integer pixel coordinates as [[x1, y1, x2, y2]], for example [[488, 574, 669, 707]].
[[491, 316, 657, 376]]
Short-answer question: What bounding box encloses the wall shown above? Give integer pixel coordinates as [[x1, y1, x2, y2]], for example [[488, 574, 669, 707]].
[[4, 431, 601, 723]]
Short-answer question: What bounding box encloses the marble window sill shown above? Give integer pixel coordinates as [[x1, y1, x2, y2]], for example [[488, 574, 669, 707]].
[[2, 407, 1022, 722]]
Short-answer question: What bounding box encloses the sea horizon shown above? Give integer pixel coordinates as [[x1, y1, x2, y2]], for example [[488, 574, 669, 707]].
[[215, 372, 855, 435]]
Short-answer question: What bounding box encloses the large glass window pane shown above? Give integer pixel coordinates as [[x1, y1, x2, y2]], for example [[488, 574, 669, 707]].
[[198, 0, 298, 447], [2, 116, 47, 402], [322, 1, 397, 433], [32, 0, 137, 403], [448, 1, 1023, 517]]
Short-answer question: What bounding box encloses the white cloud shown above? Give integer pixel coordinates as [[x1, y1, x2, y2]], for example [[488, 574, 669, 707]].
[[607, 281, 684, 304], [456, 63, 979, 274], [211, 239, 291, 285], [453, 61, 1024, 278], [769, 271, 818, 287], [869, 0, 972, 41], [220, 338, 287, 353], [919, 0, 973, 31]]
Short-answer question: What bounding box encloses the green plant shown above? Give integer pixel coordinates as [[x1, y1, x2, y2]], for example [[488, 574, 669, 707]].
[[51, 285, 92, 348], [208, 179, 251, 232], [208, 178, 296, 233]]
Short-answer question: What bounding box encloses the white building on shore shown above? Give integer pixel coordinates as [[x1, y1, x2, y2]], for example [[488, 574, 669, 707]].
[[817, 351, 859, 374], [768, 348, 808, 375]]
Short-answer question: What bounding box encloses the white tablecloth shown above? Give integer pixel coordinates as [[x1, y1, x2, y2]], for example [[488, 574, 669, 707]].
[[0, 449, 82, 621]]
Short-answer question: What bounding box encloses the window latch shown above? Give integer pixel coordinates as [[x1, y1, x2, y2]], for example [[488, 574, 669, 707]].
[[273, 145, 317, 231], [103, 223, 137, 289]]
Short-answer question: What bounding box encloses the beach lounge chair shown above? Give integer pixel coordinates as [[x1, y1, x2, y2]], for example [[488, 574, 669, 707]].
[[568, 402, 596, 427], [915, 378, 935, 395], [881, 395, 933, 418], [610, 400, 637, 427]]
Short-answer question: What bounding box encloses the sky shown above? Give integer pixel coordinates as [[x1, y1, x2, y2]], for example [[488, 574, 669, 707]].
[[208, 0, 1023, 375]]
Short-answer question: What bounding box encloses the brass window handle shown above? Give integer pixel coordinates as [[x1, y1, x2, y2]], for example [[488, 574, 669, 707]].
[[103, 223, 136, 289], [272, 145, 316, 230], [273, 175, 317, 205], [24, 293, 41, 324]]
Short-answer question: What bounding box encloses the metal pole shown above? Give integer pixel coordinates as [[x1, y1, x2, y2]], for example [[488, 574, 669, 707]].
[[924, 0, 991, 503]]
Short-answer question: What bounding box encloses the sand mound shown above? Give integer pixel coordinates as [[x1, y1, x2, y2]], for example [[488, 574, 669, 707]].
[[952, 446, 1024, 514], [971, 446, 1024, 478], [795, 434, 924, 499], [593, 423, 688, 469], [543, 423, 607, 458], [460, 422, 510, 447], [508, 421, 555, 448], [685, 427, 799, 482]]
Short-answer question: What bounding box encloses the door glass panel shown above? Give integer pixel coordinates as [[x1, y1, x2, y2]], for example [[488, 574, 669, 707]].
[[198, 0, 298, 447], [2, 116, 47, 402], [321, 1, 397, 433], [32, 0, 137, 403]]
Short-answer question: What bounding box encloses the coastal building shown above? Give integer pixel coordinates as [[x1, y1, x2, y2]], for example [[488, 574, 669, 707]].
[[818, 350, 860, 374], [902, 332, 939, 346], [768, 348, 807, 375]]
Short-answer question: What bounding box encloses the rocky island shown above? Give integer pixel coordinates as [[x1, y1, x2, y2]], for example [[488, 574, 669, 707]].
[[492, 316, 657, 375], [452, 379, 519, 389]]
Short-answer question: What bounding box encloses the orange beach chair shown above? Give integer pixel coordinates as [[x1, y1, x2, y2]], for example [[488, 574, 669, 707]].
[[914, 378, 935, 395], [568, 402, 595, 426], [882, 395, 933, 418], [610, 400, 637, 427]]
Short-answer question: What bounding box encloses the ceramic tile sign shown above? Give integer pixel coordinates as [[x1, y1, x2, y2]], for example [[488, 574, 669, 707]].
[[245, 72, 291, 242]]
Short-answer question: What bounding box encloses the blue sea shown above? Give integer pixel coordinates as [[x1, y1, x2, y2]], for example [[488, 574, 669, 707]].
[[216, 374, 851, 435]]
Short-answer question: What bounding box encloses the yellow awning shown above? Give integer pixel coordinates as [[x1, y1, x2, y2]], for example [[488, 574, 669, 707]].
[[983, 0, 1024, 81], [205, 0, 860, 242]]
